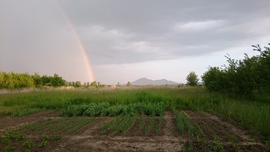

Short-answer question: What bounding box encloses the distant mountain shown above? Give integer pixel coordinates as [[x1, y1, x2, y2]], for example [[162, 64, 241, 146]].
[[131, 78, 178, 85]]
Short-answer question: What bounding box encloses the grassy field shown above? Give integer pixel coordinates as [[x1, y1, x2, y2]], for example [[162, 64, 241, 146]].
[[0, 86, 269, 146]]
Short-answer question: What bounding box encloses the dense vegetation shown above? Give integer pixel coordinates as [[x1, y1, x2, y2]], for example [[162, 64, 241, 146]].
[[202, 44, 270, 96], [0, 87, 269, 143], [0, 72, 66, 89], [0, 72, 105, 89]]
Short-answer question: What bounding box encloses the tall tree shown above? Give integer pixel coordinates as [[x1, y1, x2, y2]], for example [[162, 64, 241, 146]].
[[186, 71, 199, 86]]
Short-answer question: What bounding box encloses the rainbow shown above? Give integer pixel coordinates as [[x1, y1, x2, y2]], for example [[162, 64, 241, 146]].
[[55, 1, 95, 82]]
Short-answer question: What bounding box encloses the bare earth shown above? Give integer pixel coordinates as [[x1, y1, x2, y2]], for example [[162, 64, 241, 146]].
[[0, 110, 268, 152]]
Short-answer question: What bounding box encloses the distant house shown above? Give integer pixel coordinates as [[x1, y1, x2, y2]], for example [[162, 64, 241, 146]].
[[108, 85, 116, 88]]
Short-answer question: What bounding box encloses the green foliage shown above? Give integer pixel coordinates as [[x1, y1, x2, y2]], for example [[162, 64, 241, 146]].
[[145, 113, 155, 134], [121, 115, 137, 134], [100, 115, 123, 132], [156, 114, 163, 134], [253, 44, 270, 93], [62, 100, 164, 117], [1, 87, 270, 142], [23, 141, 34, 148], [52, 135, 62, 140], [83, 102, 110, 116], [41, 74, 66, 87], [31, 73, 43, 87], [186, 71, 199, 86], [202, 44, 270, 96], [173, 108, 185, 134], [0, 72, 34, 89], [201, 67, 226, 92], [0, 71, 66, 89]]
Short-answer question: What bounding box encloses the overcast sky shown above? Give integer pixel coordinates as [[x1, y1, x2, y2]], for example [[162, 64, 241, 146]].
[[1, 0, 270, 84]]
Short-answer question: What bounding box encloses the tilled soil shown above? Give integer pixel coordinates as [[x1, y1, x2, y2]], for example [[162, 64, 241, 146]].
[[0, 110, 268, 152]]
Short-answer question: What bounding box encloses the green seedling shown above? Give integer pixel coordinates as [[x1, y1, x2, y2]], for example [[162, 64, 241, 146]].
[[184, 140, 191, 152], [4, 146, 14, 152], [16, 134, 25, 141], [121, 115, 137, 134], [145, 113, 155, 134], [156, 114, 163, 134], [53, 135, 62, 140], [23, 141, 34, 148], [135, 116, 146, 135], [38, 140, 48, 147]]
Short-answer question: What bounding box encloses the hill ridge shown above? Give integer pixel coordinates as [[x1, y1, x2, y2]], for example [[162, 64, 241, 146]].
[[131, 78, 178, 85]]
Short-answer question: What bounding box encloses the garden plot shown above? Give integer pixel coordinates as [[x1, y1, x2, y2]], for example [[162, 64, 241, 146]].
[[0, 110, 268, 152]]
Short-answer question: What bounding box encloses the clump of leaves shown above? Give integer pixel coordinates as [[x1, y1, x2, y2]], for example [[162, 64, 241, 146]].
[[52, 135, 62, 140], [38, 135, 49, 147], [23, 140, 34, 148]]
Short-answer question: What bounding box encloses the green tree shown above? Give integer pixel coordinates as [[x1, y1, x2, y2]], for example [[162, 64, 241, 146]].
[[127, 81, 131, 86], [51, 74, 66, 87], [202, 67, 227, 92], [91, 81, 97, 86], [75, 81, 81, 87], [186, 71, 199, 86], [202, 44, 270, 96], [0, 72, 4, 88], [32, 73, 43, 87]]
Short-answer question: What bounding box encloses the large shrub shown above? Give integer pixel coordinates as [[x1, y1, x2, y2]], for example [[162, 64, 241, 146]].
[[202, 44, 270, 96]]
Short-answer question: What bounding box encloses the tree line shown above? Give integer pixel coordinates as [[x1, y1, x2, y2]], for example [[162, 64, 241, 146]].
[[0, 72, 66, 89], [0, 72, 107, 89], [201, 43, 270, 96]]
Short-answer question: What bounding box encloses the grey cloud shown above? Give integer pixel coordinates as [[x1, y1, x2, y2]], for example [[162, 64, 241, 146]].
[[1, 0, 270, 83], [53, 0, 270, 65]]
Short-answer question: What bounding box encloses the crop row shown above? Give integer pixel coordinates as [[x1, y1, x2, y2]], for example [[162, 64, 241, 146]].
[[173, 110, 267, 151], [0, 130, 61, 152], [98, 112, 163, 136], [18, 117, 97, 135]]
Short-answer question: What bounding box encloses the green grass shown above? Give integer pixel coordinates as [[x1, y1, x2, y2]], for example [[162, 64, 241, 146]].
[[0, 86, 270, 142]]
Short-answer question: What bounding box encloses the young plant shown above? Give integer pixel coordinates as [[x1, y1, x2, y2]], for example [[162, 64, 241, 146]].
[[111, 115, 130, 135], [173, 108, 185, 134], [155, 112, 163, 135], [184, 140, 191, 152], [23, 141, 34, 148], [135, 115, 146, 135], [212, 135, 225, 152], [38, 135, 49, 148], [100, 114, 124, 132], [52, 135, 62, 140], [145, 112, 155, 134], [182, 115, 194, 136], [194, 124, 204, 139], [121, 115, 138, 134]]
